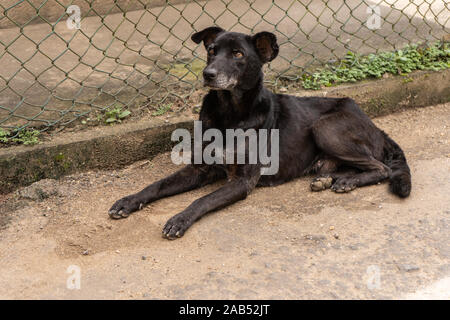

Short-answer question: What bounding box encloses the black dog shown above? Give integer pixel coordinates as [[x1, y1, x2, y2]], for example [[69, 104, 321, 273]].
[[108, 27, 411, 239]]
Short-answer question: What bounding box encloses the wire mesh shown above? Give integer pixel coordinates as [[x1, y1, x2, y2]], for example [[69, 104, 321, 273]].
[[0, 0, 448, 137]]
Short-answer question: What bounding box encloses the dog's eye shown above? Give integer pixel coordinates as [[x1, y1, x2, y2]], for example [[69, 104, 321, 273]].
[[233, 50, 244, 58], [208, 48, 215, 56]]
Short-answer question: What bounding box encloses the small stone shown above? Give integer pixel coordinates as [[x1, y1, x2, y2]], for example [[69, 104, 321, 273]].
[[82, 250, 89, 255], [305, 234, 326, 241], [333, 233, 340, 239], [399, 264, 420, 272], [141, 256, 147, 260], [329, 226, 335, 230]]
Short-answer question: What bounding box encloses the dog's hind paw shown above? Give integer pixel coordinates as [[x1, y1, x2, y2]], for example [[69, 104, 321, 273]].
[[331, 177, 357, 193], [108, 195, 143, 219], [310, 176, 333, 191]]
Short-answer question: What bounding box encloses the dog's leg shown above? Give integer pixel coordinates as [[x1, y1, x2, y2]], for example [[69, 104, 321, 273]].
[[311, 111, 391, 193], [311, 158, 390, 193], [330, 160, 390, 193], [108, 165, 224, 219], [310, 156, 340, 191], [310, 154, 340, 175], [162, 170, 260, 239]]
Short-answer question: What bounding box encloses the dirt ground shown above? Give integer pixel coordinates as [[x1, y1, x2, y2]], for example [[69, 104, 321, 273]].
[[0, 102, 449, 300]]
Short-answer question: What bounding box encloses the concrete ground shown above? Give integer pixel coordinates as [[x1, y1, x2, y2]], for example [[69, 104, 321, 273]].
[[1, 0, 448, 127], [0, 102, 449, 299]]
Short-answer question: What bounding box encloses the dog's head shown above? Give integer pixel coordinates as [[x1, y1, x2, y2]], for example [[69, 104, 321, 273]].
[[192, 27, 279, 90]]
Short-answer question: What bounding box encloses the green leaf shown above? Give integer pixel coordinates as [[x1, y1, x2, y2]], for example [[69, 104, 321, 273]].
[[118, 110, 131, 119]]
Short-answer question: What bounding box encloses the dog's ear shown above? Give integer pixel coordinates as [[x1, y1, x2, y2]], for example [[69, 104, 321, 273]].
[[191, 26, 224, 49], [252, 32, 279, 63]]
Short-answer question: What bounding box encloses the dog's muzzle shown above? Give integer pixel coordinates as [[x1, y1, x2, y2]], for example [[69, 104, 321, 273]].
[[203, 68, 237, 90]]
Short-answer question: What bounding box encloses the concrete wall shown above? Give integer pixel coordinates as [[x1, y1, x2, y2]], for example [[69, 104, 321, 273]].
[[0, 0, 195, 29]]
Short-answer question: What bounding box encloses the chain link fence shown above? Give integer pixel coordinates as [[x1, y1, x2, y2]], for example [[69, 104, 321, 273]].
[[0, 0, 448, 138]]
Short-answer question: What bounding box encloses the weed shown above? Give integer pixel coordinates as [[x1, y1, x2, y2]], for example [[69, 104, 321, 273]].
[[0, 128, 9, 143], [1, 128, 40, 145], [152, 103, 172, 116], [302, 42, 450, 90], [104, 105, 132, 124], [13, 129, 40, 145]]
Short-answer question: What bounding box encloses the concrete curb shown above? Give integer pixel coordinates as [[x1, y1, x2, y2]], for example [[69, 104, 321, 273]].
[[1, 69, 449, 194], [298, 69, 450, 117], [0, 116, 194, 194]]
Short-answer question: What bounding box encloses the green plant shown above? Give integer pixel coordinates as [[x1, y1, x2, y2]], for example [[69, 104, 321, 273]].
[[0, 128, 9, 143], [12, 129, 40, 145], [152, 103, 172, 116], [104, 105, 131, 124], [302, 42, 450, 90]]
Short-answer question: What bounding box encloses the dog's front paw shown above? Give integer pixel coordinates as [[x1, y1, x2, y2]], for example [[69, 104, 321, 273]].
[[162, 213, 192, 240], [108, 194, 143, 219]]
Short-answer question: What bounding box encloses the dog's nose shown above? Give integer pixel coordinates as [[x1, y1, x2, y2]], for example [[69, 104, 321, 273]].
[[203, 68, 217, 81]]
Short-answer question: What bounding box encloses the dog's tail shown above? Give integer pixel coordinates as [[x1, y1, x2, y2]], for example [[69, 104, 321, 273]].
[[382, 132, 411, 198]]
